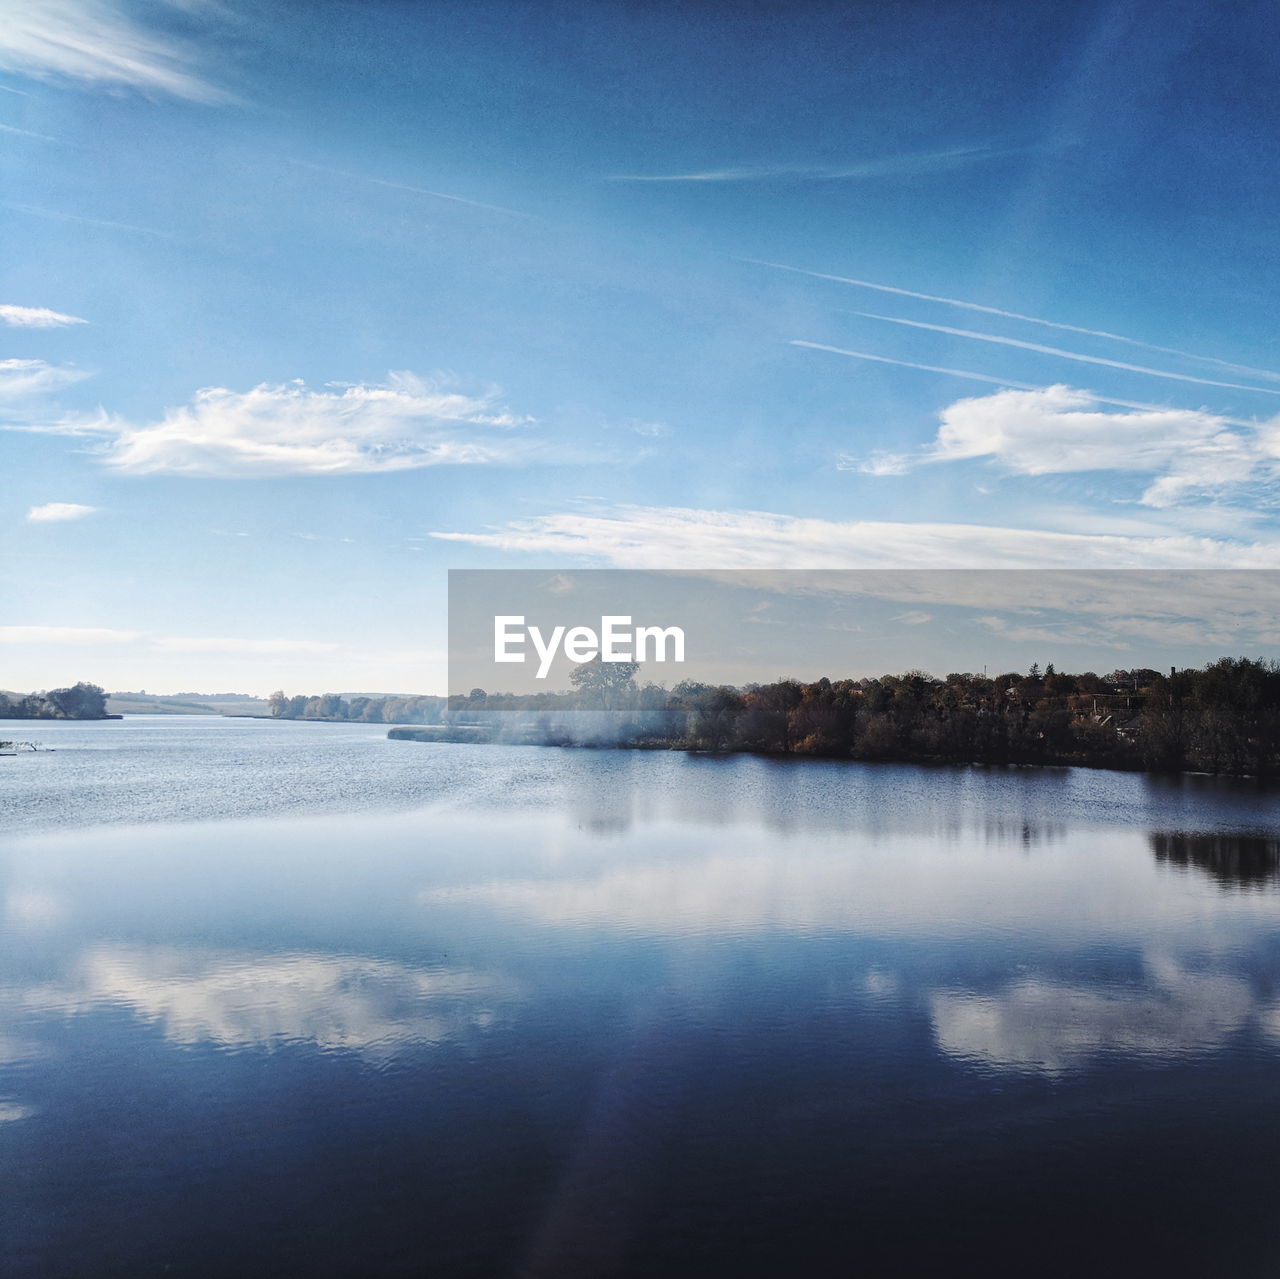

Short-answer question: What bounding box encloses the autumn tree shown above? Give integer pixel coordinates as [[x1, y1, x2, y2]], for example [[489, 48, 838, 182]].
[[569, 657, 640, 709]]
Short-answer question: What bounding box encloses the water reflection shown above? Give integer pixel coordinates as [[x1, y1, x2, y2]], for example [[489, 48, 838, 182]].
[[2, 788, 1280, 1279], [416, 820, 1239, 941], [554, 753, 1075, 845], [17, 947, 511, 1061], [931, 954, 1276, 1075], [1151, 830, 1280, 890], [5, 737, 1280, 1277]]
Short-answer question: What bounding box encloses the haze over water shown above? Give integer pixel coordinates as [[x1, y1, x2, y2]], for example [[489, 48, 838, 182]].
[[3, 716, 1280, 1276]]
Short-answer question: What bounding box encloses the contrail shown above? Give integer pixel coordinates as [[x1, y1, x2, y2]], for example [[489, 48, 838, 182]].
[[790, 341, 1260, 424], [608, 144, 1034, 183], [848, 312, 1280, 396], [0, 122, 58, 142], [749, 257, 1280, 382], [291, 160, 531, 218], [6, 203, 172, 238]]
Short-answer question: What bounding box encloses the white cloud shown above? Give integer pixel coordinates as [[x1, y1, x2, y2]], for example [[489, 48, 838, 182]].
[[0, 625, 138, 644], [0, 0, 230, 102], [6, 407, 126, 437], [976, 598, 1280, 650], [851, 385, 1280, 507], [431, 509, 1280, 655], [0, 626, 447, 693], [26, 501, 96, 522], [102, 372, 532, 477], [0, 303, 86, 328], [0, 357, 90, 402], [149, 635, 340, 656], [0, 364, 546, 478], [431, 502, 1280, 569], [0, 626, 338, 656]]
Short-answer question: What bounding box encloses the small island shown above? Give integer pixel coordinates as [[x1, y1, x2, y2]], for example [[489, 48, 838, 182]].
[[0, 682, 120, 721]]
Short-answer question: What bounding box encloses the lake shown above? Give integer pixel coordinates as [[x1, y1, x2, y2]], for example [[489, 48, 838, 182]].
[[2, 715, 1280, 1276]]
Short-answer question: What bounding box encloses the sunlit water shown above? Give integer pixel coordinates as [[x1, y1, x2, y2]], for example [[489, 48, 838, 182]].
[[2, 715, 1280, 1276]]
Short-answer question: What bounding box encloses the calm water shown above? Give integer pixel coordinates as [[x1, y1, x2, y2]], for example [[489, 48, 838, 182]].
[[2, 715, 1280, 1276]]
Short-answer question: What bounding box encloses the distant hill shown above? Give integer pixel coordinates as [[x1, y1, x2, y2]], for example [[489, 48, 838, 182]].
[[106, 693, 270, 716]]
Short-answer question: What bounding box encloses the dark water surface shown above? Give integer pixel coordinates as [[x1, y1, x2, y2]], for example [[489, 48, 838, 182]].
[[2, 716, 1280, 1276]]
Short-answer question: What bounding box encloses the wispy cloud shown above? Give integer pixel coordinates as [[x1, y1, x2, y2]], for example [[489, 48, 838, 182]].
[[0, 627, 450, 692], [751, 258, 1280, 382], [2, 408, 117, 437], [0, 0, 231, 103], [0, 362, 566, 477], [0, 625, 138, 644], [293, 160, 531, 219], [27, 501, 97, 522], [148, 636, 340, 656], [431, 503, 1280, 569], [6, 202, 172, 237], [98, 371, 533, 477], [0, 626, 335, 657], [610, 144, 1034, 183], [851, 311, 1280, 397], [0, 303, 86, 328], [843, 384, 1280, 508], [0, 357, 91, 402]]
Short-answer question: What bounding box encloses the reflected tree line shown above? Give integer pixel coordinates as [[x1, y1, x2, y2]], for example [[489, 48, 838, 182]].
[[1150, 831, 1280, 889], [273, 655, 1280, 776]]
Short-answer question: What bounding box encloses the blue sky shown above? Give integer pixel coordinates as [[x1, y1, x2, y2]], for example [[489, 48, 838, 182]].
[[3, 0, 1280, 692]]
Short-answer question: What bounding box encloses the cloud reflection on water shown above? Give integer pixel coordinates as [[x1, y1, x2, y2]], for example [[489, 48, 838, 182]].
[[930, 955, 1278, 1075], [417, 824, 1280, 943], [18, 947, 512, 1061]]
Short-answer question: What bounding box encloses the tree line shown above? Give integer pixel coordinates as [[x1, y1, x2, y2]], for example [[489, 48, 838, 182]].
[[0, 683, 110, 720], [480, 657, 1280, 777], [273, 656, 1280, 775], [268, 660, 653, 725], [665, 659, 1280, 776], [267, 691, 446, 724]]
